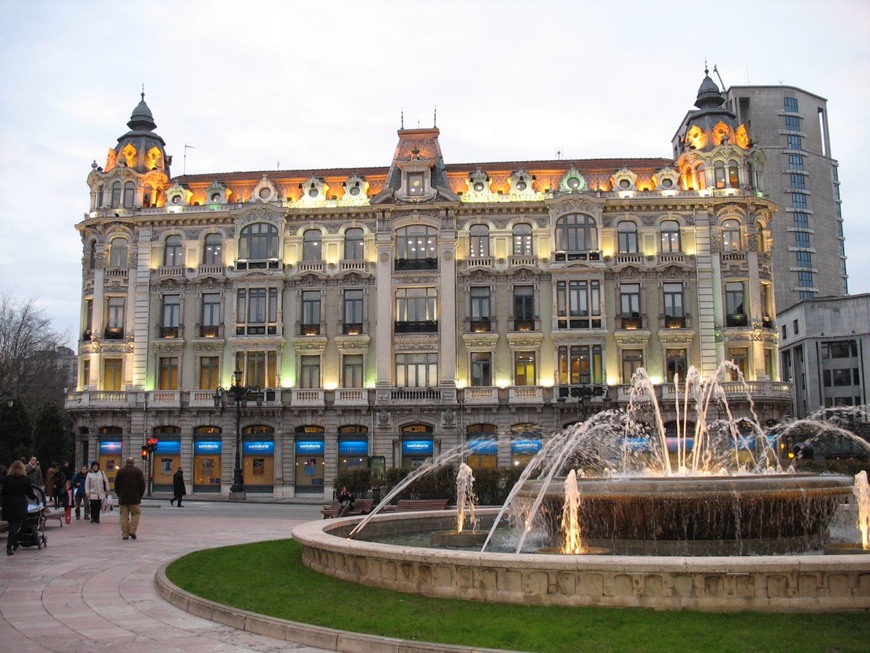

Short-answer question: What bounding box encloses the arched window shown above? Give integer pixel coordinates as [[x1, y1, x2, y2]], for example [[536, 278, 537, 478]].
[[722, 219, 742, 252], [239, 223, 279, 260], [395, 225, 437, 270], [714, 162, 726, 189], [164, 235, 183, 267], [660, 220, 681, 253], [123, 181, 135, 208], [344, 228, 364, 260], [302, 229, 322, 262], [512, 223, 533, 256], [727, 160, 740, 188], [617, 221, 638, 253], [555, 214, 597, 252], [469, 224, 489, 258], [203, 233, 222, 265], [695, 163, 706, 190], [109, 238, 127, 268], [110, 182, 121, 208]]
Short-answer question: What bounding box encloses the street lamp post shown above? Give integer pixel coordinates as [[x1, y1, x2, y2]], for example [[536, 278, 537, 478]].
[[213, 369, 263, 501]]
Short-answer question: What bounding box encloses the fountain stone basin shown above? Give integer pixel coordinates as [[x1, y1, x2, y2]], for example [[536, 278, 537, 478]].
[[292, 508, 870, 612], [520, 474, 853, 555]]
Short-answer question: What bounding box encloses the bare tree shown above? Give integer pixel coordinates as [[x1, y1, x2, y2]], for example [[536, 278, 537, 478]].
[[0, 293, 68, 406]]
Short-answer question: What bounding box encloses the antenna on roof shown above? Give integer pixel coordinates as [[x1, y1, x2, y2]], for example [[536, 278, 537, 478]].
[[713, 64, 726, 90], [400, 109, 404, 129], [141, 83, 145, 100], [433, 106, 437, 128], [555, 148, 563, 160], [183, 144, 196, 175]]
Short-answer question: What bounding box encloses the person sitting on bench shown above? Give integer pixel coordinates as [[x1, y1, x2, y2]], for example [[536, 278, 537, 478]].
[[337, 486, 354, 517]]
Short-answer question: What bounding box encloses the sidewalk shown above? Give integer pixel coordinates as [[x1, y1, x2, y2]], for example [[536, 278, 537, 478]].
[[0, 499, 331, 652]]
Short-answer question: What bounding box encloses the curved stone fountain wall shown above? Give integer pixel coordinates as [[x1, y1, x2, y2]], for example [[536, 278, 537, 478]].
[[292, 510, 870, 612]]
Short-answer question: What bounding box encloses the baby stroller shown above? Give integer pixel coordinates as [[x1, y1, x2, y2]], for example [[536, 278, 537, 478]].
[[17, 486, 47, 550]]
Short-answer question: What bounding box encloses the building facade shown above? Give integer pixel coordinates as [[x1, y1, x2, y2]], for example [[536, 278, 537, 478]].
[[721, 85, 848, 310], [778, 294, 870, 418], [66, 76, 790, 497]]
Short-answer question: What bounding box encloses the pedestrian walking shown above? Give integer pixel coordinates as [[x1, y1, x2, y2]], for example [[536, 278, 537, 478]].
[[60, 479, 75, 524], [2, 460, 37, 555], [170, 467, 186, 507], [84, 461, 109, 523], [25, 456, 43, 488], [71, 465, 90, 520], [113, 457, 146, 540]]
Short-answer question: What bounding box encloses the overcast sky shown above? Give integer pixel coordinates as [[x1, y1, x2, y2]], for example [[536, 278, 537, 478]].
[[1, 0, 868, 345]]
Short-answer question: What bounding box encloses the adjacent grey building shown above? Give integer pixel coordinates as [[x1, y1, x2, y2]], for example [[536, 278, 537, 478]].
[[778, 294, 869, 417]]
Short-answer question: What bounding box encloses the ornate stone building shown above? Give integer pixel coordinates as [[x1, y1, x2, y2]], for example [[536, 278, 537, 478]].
[[66, 75, 789, 497]]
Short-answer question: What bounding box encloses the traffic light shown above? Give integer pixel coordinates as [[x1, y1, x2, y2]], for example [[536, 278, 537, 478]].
[[146, 437, 158, 453], [141, 446, 148, 460]]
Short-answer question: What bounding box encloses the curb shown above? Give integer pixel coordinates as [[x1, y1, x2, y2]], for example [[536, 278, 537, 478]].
[[154, 560, 520, 653]]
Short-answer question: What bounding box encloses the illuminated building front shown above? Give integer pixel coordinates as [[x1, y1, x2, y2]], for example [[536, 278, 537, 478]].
[[67, 74, 790, 497]]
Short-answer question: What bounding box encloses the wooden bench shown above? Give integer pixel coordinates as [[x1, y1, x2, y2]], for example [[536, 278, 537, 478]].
[[320, 498, 374, 519], [392, 498, 450, 512]]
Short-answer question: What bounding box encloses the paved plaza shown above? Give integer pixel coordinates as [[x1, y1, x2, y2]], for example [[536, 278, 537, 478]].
[[0, 498, 333, 653]]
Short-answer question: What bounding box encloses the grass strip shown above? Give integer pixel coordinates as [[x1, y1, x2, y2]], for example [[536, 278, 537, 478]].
[[167, 539, 867, 653]]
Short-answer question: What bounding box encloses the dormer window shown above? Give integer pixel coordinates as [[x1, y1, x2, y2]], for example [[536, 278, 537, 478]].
[[408, 172, 424, 197]]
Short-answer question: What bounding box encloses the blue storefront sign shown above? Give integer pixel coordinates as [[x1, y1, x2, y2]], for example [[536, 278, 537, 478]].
[[402, 439, 433, 455], [243, 441, 275, 455], [467, 439, 498, 455], [154, 440, 181, 455], [338, 440, 368, 455], [99, 441, 122, 454], [295, 440, 324, 455], [194, 440, 222, 454], [511, 439, 542, 454]]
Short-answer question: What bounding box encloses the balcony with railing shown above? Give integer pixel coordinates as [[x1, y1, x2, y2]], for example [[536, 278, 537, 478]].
[[383, 387, 444, 405], [552, 250, 600, 263], [291, 388, 325, 408], [296, 261, 325, 273], [725, 313, 748, 328], [234, 258, 282, 271], [195, 264, 226, 277], [508, 386, 544, 405], [466, 317, 494, 333], [339, 259, 369, 272], [395, 258, 437, 272], [510, 318, 539, 332], [508, 255, 539, 267], [333, 388, 369, 407], [657, 252, 686, 264], [341, 322, 367, 336], [104, 268, 128, 281], [462, 386, 499, 405], [196, 323, 224, 339], [298, 322, 323, 337], [235, 323, 279, 336], [661, 314, 691, 330], [65, 390, 132, 409], [613, 252, 645, 265], [148, 390, 181, 407], [461, 256, 495, 270], [555, 314, 603, 330], [395, 320, 438, 334], [156, 325, 183, 339], [157, 266, 186, 278], [103, 326, 124, 340], [617, 314, 644, 330]]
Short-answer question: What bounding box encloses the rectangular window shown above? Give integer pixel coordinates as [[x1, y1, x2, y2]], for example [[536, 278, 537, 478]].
[[342, 354, 364, 388], [395, 353, 437, 387], [786, 134, 803, 151], [663, 283, 685, 328], [236, 287, 278, 335], [395, 287, 437, 332], [784, 97, 799, 113], [794, 231, 811, 248], [795, 251, 813, 268], [103, 358, 122, 391], [666, 349, 688, 383], [199, 356, 220, 390], [557, 345, 603, 385], [832, 369, 854, 387], [407, 172, 424, 196], [793, 212, 809, 228], [83, 299, 93, 337], [470, 286, 492, 332], [619, 283, 641, 329], [556, 280, 601, 329], [158, 357, 179, 390], [621, 349, 643, 384], [788, 154, 805, 170], [299, 355, 321, 389], [797, 270, 814, 288], [792, 193, 808, 209], [106, 297, 125, 338], [514, 351, 536, 386], [728, 348, 749, 381], [512, 285, 535, 330], [470, 352, 492, 387], [201, 293, 221, 337], [725, 282, 746, 326], [343, 289, 364, 334], [784, 115, 801, 131], [301, 290, 321, 335], [235, 351, 277, 387], [789, 174, 806, 190], [81, 359, 90, 388], [161, 294, 181, 337]]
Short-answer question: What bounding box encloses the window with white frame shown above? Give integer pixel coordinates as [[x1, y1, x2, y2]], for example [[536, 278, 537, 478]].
[[722, 219, 742, 252], [343, 288, 364, 334], [660, 220, 681, 253], [203, 233, 222, 265], [617, 221, 638, 253], [470, 352, 492, 387], [299, 355, 321, 389], [301, 291, 321, 335], [239, 223, 278, 260], [236, 287, 278, 335], [302, 229, 322, 262], [344, 228, 364, 261], [109, 238, 127, 268], [514, 351, 536, 386], [158, 356, 179, 390], [512, 223, 533, 256], [199, 356, 220, 390], [201, 293, 221, 337], [555, 280, 601, 329], [235, 350, 277, 388], [106, 297, 125, 338], [395, 353, 437, 387], [555, 214, 597, 252], [342, 354, 364, 388], [557, 344, 603, 386], [469, 224, 490, 258], [161, 294, 181, 337], [164, 235, 183, 267]]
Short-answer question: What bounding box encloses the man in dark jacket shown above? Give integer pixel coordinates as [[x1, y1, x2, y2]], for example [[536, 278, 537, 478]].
[[70, 465, 90, 520], [113, 457, 146, 540]]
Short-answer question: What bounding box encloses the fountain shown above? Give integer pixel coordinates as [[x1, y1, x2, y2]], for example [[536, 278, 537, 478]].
[[824, 470, 870, 555], [430, 463, 489, 547], [293, 366, 870, 611]]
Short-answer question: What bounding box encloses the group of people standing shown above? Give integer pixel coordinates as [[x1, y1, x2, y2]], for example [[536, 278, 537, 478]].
[[3, 454, 187, 552]]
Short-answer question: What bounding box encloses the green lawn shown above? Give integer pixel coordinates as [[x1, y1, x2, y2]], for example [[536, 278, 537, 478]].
[[166, 540, 868, 653]]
